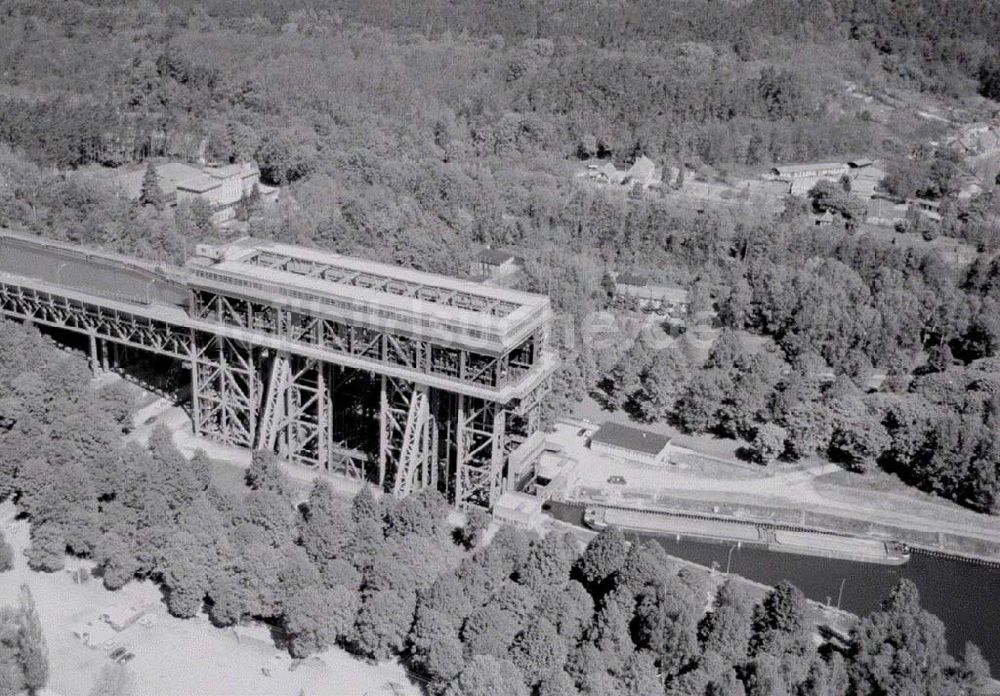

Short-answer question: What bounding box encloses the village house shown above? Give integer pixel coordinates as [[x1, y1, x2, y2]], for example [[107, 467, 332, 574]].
[[613, 272, 689, 316], [866, 194, 943, 227], [866, 194, 908, 226], [906, 197, 943, 223]]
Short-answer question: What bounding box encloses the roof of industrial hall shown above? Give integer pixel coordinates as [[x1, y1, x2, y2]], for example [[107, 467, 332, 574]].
[[590, 421, 671, 456]]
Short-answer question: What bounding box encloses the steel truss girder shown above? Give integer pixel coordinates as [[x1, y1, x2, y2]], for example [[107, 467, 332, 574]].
[[192, 334, 259, 449], [253, 354, 369, 479], [191, 289, 534, 390], [392, 387, 430, 497], [268, 354, 328, 468], [0, 281, 193, 360], [380, 377, 433, 496], [257, 353, 292, 451], [454, 396, 505, 510]]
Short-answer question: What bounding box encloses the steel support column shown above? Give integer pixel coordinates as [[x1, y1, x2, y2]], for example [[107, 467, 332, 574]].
[[88, 331, 99, 375], [454, 397, 505, 509]]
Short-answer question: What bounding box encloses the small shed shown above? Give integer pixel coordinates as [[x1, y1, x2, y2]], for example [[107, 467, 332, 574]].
[[493, 492, 545, 530], [472, 248, 523, 280]]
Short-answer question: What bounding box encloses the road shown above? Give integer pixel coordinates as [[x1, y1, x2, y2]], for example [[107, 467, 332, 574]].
[[127, 396, 366, 500]]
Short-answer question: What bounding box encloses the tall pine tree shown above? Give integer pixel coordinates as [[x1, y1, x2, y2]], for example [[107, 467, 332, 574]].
[[140, 163, 166, 210]]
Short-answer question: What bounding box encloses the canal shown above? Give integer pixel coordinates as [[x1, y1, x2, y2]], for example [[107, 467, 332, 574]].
[[546, 502, 1000, 666]]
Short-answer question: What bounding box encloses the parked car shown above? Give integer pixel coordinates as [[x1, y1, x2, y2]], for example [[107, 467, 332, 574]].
[[607, 475, 626, 485], [117, 652, 135, 664], [108, 647, 126, 660]]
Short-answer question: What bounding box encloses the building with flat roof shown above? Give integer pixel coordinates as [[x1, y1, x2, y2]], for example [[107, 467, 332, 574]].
[[105, 161, 272, 223], [191, 238, 550, 357], [612, 273, 689, 317], [768, 162, 849, 196], [589, 421, 672, 465], [770, 162, 848, 179], [492, 491, 545, 530]]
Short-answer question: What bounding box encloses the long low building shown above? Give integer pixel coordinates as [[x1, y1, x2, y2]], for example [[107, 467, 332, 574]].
[[613, 273, 689, 317], [767, 162, 850, 195], [589, 421, 672, 466]]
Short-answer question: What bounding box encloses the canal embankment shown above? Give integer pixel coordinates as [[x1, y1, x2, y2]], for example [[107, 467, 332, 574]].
[[582, 505, 909, 565], [564, 492, 1000, 567]]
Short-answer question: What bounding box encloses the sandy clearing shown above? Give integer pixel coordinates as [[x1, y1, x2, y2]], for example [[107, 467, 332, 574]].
[[0, 504, 418, 696]]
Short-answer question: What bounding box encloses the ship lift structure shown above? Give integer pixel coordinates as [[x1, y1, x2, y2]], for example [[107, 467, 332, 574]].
[[0, 232, 556, 509]]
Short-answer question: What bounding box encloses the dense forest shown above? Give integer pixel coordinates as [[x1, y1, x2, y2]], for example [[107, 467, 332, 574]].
[[0, 319, 993, 696], [0, 0, 999, 514]]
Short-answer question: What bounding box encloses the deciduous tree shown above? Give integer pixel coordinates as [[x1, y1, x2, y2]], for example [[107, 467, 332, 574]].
[[446, 654, 529, 696], [575, 527, 628, 594], [850, 579, 965, 696]]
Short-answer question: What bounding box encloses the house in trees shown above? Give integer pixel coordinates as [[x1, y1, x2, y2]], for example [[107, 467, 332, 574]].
[[866, 194, 908, 226], [471, 248, 524, 281], [846, 159, 885, 198], [586, 155, 662, 189], [612, 272, 689, 317], [107, 161, 275, 223], [161, 162, 269, 222], [624, 155, 659, 188], [767, 162, 849, 195], [813, 210, 836, 227], [588, 421, 672, 466], [588, 161, 627, 185], [906, 197, 942, 222]]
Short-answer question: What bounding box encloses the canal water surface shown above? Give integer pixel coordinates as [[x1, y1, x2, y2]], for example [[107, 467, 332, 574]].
[[547, 502, 1000, 666]]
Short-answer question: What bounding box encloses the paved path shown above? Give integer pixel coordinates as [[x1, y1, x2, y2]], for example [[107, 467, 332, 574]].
[[128, 402, 366, 500]]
